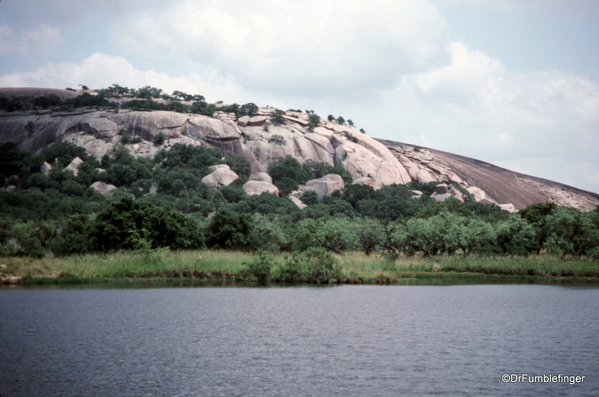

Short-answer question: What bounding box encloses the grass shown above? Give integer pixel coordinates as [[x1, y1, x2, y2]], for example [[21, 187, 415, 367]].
[[1, 250, 598, 286]]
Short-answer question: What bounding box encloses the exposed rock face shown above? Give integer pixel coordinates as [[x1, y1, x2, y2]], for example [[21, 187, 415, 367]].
[[499, 203, 516, 213], [40, 162, 52, 176], [65, 157, 83, 176], [290, 196, 307, 209], [304, 174, 344, 202], [466, 186, 486, 202], [247, 116, 268, 127], [326, 123, 410, 189], [243, 180, 279, 196], [90, 181, 117, 198], [201, 165, 239, 191], [416, 169, 437, 184], [352, 177, 376, 187], [2, 91, 599, 211], [250, 172, 273, 183], [237, 116, 250, 127], [79, 118, 118, 138], [208, 164, 230, 173]]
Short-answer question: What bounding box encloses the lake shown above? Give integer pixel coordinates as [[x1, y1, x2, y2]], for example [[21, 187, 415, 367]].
[[1, 282, 598, 396]]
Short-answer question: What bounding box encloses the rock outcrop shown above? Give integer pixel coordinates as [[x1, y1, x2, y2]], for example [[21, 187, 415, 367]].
[[249, 172, 273, 183], [304, 174, 345, 202], [65, 157, 83, 176], [201, 165, 239, 191], [2, 87, 599, 211], [243, 181, 279, 196], [90, 181, 117, 198], [40, 162, 52, 176]]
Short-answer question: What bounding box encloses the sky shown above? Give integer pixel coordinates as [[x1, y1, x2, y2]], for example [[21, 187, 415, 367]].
[[1, 0, 598, 193]]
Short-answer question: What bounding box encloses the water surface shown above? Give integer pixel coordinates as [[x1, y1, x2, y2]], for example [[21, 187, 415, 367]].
[[1, 284, 597, 396]]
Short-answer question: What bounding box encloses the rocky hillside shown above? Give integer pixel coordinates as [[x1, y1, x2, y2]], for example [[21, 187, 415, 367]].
[[1, 87, 598, 211]]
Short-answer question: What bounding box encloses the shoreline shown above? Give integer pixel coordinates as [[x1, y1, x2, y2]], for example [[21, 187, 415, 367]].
[[2, 250, 599, 287]]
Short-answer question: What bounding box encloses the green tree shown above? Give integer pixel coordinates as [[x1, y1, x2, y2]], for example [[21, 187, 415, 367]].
[[205, 209, 256, 250], [271, 109, 286, 124], [224, 154, 251, 177], [268, 156, 311, 195], [94, 197, 202, 251], [308, 114, 320, 130], [300, 190, 318, 206], [543, 207, 599, 257]]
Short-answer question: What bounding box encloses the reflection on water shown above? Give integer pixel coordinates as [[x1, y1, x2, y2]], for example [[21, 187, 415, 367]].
[[1, 283, 598, 396], [6, 275, 599, 290]]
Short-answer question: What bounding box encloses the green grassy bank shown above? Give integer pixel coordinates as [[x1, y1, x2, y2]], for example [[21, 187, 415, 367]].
[[1, 250, 598, 286]]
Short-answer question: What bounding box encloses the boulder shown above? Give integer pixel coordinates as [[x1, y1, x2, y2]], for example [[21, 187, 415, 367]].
[[248, 116, 268, 126], [435, 184, 448, 194], [466, 186, 486, 202], [40, 162, 52, 176], [430, 184, 451, 202], [237, 116, 250, 127], [62, 133, 115, 159], [208, 164, 230, 173], [201, 168, 239, 191], [250, 172, 273, 184], [243, 180, 279, 196], [6, 185, 16, 192], [304, 174, 344, 202], [90, 181, 117, 198], [450, 188, 464, 202], [416, 168, 437, 184], [149, 182, 158, 195], [411, 190, 423, 198], [499, 203, 516, 213], [290, 196, 307, 210], [65, 157, 83, 176], [352, 177, 376, 188]]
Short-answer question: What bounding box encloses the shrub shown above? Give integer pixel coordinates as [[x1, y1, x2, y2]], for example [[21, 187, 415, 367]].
[[272, 247, 339, 283], [154, 132, 166, 146], [308, 114, 320, 130], [224, 154, 251, 177], [269, 135, 285, 145], [271, 109, 286, 124], [268, 156, 311, 195], [120, 134, 131, 144], [25, 121, 35, 137], [243, 250, 274, 282], [300, 190, 318, 206]]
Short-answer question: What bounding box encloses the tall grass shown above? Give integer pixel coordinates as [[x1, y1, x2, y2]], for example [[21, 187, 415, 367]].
[[1, 250, 598, 285]]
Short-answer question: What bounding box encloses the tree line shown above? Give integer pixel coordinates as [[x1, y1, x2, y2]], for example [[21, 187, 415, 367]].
[[1, 141, 598, 260]]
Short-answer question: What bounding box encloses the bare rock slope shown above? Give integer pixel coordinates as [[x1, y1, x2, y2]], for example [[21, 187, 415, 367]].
[[380, 139, 599, 211], [1, 87, 598, 211]]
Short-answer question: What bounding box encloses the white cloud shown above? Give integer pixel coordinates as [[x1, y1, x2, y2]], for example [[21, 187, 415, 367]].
[[109, 0, 451, 98], [433, 0, 599, 17], [0, 25, 62, 57]]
